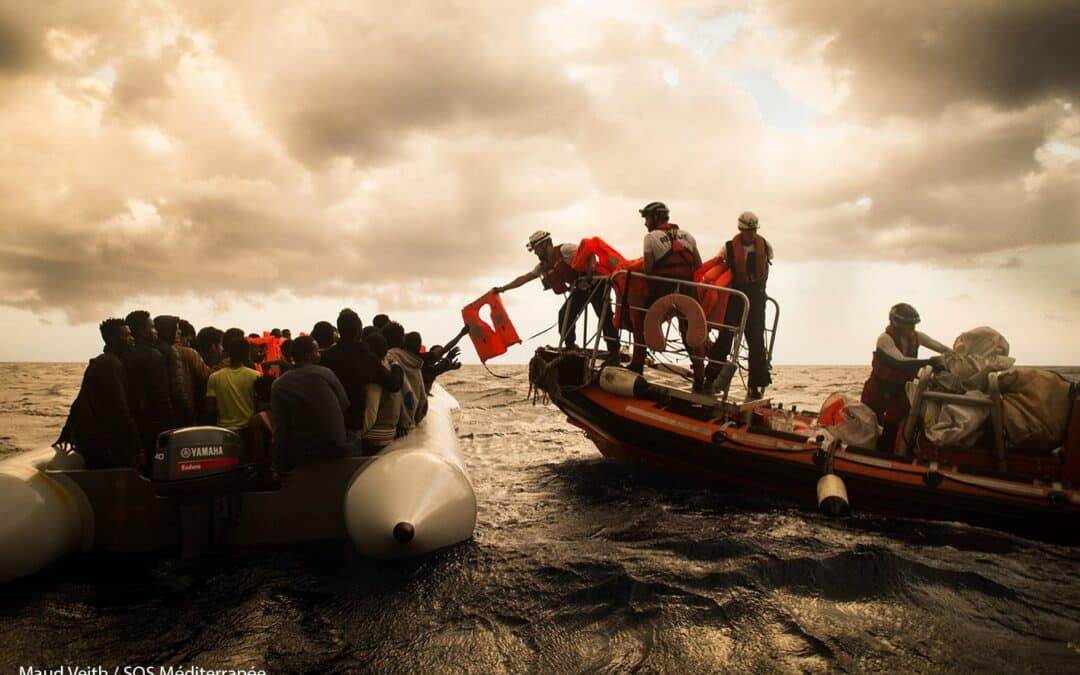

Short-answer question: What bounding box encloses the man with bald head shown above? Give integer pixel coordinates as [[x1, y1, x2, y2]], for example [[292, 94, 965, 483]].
[[707, 211, 774, 399]]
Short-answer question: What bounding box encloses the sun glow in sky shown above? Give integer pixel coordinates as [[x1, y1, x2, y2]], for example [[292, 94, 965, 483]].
[[0, 1, 1077, 364]]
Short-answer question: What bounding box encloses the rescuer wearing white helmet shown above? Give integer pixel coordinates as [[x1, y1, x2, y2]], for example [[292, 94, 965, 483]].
[[861, 303, 952, 452], [707, 211, 775, 399], [494, 231, 619, 357]]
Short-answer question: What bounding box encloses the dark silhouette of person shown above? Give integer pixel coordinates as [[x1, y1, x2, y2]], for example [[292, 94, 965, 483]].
[[55, 318, 143, 469], [271, 335, 357, 476], [122, 310, 174, 463], [321, 308, 403, 442], [154, 315, 192, 426]]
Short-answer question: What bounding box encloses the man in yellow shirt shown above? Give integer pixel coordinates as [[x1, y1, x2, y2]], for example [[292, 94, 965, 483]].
[[205, 338, 261, 432]]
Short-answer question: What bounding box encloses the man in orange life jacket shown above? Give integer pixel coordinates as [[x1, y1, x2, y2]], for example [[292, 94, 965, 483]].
[[861, 302, 951, 452], [495, 231, 620, 359], [706, 211, 773, 399], [630, 202, 706, 389]]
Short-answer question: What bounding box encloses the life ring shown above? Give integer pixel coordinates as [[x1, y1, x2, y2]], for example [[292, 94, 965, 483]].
[[644, 294, 708, 352]]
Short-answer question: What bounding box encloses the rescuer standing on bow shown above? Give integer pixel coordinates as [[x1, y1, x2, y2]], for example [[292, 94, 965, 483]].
[[706, 211, 773, 399], [631, 201, 706, 390], [495, 231, 620, 359]]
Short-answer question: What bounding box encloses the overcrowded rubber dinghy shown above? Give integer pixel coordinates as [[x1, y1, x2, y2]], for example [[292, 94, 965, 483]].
[[0, 383, 476, 582], [522, 267, 1080, 542]]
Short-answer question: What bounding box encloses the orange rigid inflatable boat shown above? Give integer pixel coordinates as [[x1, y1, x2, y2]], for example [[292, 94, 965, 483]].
[[528, 270, 1080, 542]]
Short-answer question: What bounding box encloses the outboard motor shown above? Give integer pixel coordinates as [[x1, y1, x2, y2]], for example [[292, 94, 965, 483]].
[[150, 426, 255, 558]]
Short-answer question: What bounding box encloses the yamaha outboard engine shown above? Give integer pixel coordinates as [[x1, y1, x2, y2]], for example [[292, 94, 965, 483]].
[[150, 426, 255, 558]]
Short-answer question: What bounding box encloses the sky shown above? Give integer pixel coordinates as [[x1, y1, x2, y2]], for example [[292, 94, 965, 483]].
[[0, 0, 1077, 365]]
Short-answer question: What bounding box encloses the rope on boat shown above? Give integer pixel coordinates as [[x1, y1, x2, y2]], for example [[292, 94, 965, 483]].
[[483, 362, 514, 380]]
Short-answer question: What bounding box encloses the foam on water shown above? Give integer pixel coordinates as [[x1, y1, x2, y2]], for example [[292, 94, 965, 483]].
[[1, 363, 1078, 671]]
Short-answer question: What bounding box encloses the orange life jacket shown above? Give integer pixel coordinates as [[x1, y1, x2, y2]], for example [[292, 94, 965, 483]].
[[611, 258, 649, 330], [652, 223, 696, 281], [462, 290, 522, 363], [694, 256, 733, 325], [571, 237, 626, 276], [540, 244, 580, 294], [727, 234, 769, 286]]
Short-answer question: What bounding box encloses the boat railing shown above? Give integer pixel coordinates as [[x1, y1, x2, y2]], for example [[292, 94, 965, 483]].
[[556, 271, 770, 400]]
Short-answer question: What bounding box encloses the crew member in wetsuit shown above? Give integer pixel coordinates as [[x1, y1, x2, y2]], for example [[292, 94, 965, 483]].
[[861, 302, 951, 453], [54, 318, 143, 468], [706, 211, 774, 400], [495, 231, 620, 360], [629, 202, 706, 389]]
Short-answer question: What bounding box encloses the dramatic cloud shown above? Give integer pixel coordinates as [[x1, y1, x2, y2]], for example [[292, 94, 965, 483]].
[[0, 0, 1076, 324], [767, 0, 1080, 116]]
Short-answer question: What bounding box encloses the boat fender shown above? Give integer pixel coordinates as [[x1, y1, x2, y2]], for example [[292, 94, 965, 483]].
[[644, 294, 707, 352], [922, 461, 942, 488], [816, 473, 850, 517], [599, 366, 648, 398]]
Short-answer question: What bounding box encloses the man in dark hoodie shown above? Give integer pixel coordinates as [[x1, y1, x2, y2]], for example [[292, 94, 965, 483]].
[[154, 315, 192, 426], [124, 310, 174, 461], [55, 318, 143, 469], [321, 308, 404, 443]]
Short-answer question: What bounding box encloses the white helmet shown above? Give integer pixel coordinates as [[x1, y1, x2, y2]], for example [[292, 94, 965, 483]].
[[737, 211, 759, 230], [526, 230, 552, 251]]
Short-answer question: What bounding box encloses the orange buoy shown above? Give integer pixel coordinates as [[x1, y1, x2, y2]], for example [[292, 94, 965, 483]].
[[461, 290, 522, 363]]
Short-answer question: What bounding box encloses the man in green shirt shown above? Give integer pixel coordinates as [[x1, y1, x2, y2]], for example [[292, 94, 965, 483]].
[[205, 338, 261, 431]]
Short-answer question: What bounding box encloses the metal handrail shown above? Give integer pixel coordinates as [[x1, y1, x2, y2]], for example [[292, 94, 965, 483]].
[[555, 271, 759, 396]]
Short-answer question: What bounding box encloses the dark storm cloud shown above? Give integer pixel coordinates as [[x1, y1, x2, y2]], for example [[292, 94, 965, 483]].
[[769, 0, 1080, 116]]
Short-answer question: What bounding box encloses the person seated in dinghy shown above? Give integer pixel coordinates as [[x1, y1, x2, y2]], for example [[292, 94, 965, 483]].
[[494, 230, 620, 361], [861, 302, 952, 453], [270, 336, 358, 479]]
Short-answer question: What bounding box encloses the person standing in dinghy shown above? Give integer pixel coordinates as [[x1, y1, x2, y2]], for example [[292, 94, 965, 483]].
[[861, 302, 952, 453], [494, 231, 620, 361]]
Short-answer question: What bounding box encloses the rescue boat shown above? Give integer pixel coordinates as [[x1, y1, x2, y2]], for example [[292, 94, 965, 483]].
[[0, 384, 476, 583], [529, 270, 1080, 541]]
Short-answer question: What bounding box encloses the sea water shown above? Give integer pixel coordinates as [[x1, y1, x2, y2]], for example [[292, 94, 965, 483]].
[[1, 362, 1078, 672]]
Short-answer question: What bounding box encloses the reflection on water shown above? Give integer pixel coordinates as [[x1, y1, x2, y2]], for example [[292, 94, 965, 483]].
[[1, 363, 1078, 672]]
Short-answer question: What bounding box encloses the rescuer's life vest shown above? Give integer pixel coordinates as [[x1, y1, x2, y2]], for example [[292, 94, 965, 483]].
[[652, 223, 696, 281], [540, 244, 581, 294], [726, 234, 770, 286]]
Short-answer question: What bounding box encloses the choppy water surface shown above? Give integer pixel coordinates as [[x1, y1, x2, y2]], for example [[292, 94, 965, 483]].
[[1, 362, 1078, 672]]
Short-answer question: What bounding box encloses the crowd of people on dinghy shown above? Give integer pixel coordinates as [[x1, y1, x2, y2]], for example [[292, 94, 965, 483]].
[[54, 309, 469, 479]]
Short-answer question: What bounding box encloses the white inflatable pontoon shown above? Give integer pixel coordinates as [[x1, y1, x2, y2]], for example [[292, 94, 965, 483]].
[[0, 384, 476, 582]]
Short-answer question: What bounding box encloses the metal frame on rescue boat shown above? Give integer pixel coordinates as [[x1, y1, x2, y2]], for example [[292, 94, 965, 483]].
[[552, 271, 779, 401]]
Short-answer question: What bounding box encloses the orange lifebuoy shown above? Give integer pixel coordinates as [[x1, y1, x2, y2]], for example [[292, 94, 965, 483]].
[[644, 294, 708, 352], [461, 290, 522, 363]]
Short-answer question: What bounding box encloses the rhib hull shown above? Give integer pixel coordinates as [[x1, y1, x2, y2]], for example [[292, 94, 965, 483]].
[[552, 381, 1080, 542]]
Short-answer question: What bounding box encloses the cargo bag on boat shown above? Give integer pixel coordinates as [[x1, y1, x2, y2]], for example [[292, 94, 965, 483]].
[[997, 368, 1073, 454], [920, 390, 991, 447], [818, 393, 882, 448], [937, 326, 1015, 392]]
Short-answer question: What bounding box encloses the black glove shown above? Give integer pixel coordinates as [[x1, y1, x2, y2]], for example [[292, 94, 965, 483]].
[[929, 355, 946, 372]]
